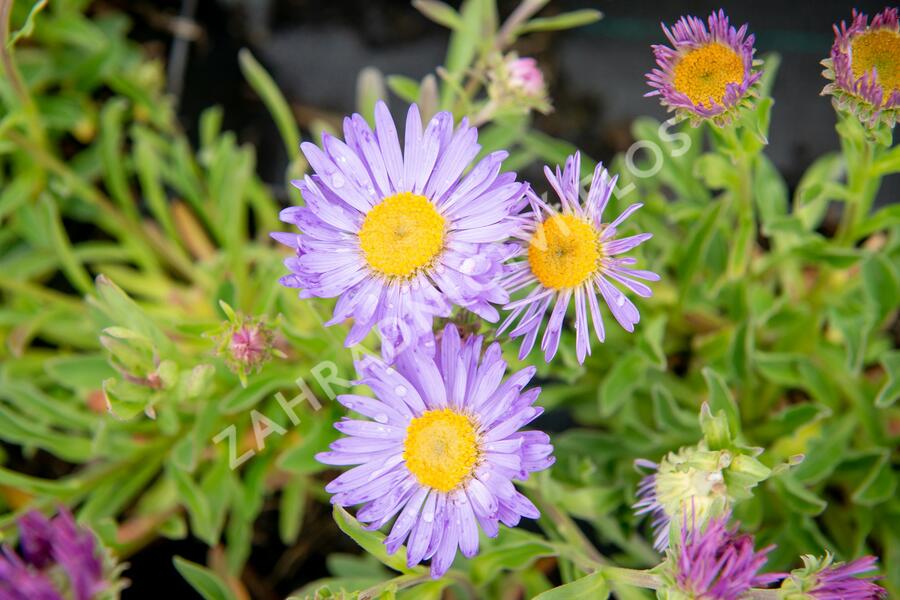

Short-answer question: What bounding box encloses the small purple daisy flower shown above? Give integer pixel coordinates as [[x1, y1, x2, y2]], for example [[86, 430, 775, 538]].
[[316, 323, 554, 578], [275, 101, 526, 361], [780, 553, 887, 600], [1, 508, 108, 600], [822, 8, 900, 128], [665, 512, 777, 600], [499, 153, 658, 364], [646, 10, 762, 126]]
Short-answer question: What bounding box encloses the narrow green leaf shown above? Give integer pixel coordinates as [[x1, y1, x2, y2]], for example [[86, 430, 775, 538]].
[[333, 505, 416, 574], [875, 351, 900, 408], [412, 0, 463, 30], [238, 49, 302, 164], [173, 557, 236, 600], [515, 9, 602, 35], [8, 0, 48, 46], [702, 367, 741, 438], [533, 572, 610, 599]]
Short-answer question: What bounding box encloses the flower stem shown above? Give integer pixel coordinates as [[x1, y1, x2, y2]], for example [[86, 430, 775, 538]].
[[836, 135, 876, 244]]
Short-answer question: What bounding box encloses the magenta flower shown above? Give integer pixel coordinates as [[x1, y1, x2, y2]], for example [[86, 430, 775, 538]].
[[275, 101, 526, 360], [646, 10, 762, 126], [500, 153, 657, 364], [779, 553, 887, 600], [0, 509, 108, 600], [822, 8, 900, 128], [666, 512, 777, 600], [317, 323, 554, 578]]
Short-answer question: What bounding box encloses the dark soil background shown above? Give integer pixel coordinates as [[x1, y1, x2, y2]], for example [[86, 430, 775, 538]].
[[106, 1, 896, 597]]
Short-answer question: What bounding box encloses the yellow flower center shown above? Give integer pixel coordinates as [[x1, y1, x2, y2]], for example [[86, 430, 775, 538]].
[[672, 42, 745, 107], [358, 192, 446, 278], [851, 29, 900, 99], [528, 214, 602, 290], [403, 408, 480, 492]]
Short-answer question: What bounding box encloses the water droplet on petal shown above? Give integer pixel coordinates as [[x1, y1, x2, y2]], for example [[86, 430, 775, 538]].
[[331, 172, 345, 189], [395, 385, 408, 397], [374, 413, 389, 424]]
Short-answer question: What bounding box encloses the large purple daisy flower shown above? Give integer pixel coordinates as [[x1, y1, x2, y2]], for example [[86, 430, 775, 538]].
[[780, 553, 887, 600], [499, 153, 657, 364], [0, 508, 107, 600], [275, 101, 526, 360], [666, 512, 778, 600], [822, 8, 900, 128], [316, 323, 554, 578], [646, 10, 762, 126]]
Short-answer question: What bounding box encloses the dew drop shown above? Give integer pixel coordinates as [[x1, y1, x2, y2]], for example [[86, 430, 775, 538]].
[[331, 172, 345, 189], [374, 413, 389, 424], [394, 385, 408, 397], [616, 294, 625, 307]]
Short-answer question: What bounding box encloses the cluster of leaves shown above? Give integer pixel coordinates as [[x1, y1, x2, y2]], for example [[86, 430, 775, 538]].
[[0, 0, 897, 599]]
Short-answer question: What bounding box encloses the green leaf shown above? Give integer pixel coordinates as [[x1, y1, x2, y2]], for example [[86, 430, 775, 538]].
[[598, 351, 646, 417], [412, 0, 463, 30], [333, 506, 416, 574], [515, 9, 603, 35], [677, 201, 723, 283], [220, 375, 296, 414], [238, 49, 302, 164], [91, 275, 175, 356], [438, 0, 484, 109], [792, 418, 856, 484], [775, 474, 827, 515], [8, 0, 48, 46], [279, 478, 306, 545], [533, 572, 610, 599], [794, 152, 844, 231], [851, 451, 897, 506], [168, 466, 215, 544], [44, 354, 116, 391], [861, 253, 899, 320], [694, 153, 737, 189], [173, 557, 236, 600], [387, 75, 421, 104], [469, 529, 556, 584], [702, 367, 741, 438], [875, 351, 900, 408], [828, 306, 874, 375]]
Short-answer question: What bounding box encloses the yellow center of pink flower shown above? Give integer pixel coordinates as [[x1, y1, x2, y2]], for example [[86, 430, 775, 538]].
[[851, 28, 900, 100], [403, 408, 480, 492], [672, 42, 745, 107], [359, 192, 446, 278], [528, 214, 602, 290]]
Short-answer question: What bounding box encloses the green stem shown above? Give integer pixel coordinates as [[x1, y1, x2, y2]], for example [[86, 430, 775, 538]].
[[836, 136, 876, 244], [0, 0, 46, 147], [719, 123, 756, 280], [602, 566, 661, 590]]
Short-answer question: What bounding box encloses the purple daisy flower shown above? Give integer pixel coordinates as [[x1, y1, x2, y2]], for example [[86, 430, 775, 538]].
[[498, 153, 658, 364], [822, 8, 900, 128], [666, 512, 778, 600], [646, 9, 762, 126], [780, 553, 887, 600], [1, 508, 108, 600], [275, 101, 526, 361], [316, 323, 554, 578]]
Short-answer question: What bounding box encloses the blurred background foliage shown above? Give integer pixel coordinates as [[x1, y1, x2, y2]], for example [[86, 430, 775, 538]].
[[0, 0, 897, 598]]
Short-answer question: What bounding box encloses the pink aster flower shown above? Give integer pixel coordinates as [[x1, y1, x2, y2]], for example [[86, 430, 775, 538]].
[[822, 8, 900, 128], [646, 10, 762, 126]]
